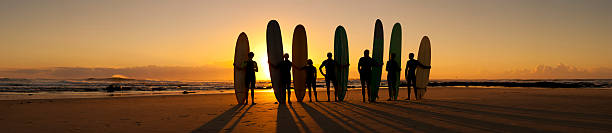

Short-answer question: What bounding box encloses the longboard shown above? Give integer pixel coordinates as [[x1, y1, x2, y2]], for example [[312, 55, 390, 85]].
[[415, 36, 431, 99], [334, 26, 349, 101], [389, 23, 402, 100], [266, 20, 285, 103], [233, 32, 249, 104], [369, 19, 384, 102], [292, 25, 308, 102]]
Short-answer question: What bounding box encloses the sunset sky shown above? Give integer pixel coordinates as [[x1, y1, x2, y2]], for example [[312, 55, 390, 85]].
[[1, 0, 610, 80]]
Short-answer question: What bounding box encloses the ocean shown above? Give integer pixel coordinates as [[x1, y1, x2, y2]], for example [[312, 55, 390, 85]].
[[1, 78, 610, 100]]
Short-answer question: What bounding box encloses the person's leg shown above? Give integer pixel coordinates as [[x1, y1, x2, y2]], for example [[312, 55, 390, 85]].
[[365, 78, 370, 102], [286, 82, 292, 103], [360, 78, 366, 102], [390, 80, 397, 101], [387, 80, 393, 101], [332, 79, 338, 101], [312, 82, 318, 101], [405, 79, 411, 100], [412, 78, 418, 100], [306, 82, 312, 102], [326, 79, 331, 102], [244, 80, 249, 104], [250, 81, 256, 104]]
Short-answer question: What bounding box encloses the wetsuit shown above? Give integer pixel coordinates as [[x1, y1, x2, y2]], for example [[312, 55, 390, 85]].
[[405, 59, 429, 100], [280, 60, 292, 102], [386, 59, 401, 100], [303, 65, 318, 101], [358, 56, 373, 102], [320, 59, 337, 101]]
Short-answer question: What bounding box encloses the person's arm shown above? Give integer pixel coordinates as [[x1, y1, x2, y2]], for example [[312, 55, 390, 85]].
[[314, 67, 318, 79], [254, 62, 259, 72], [319, 62, 326, 77], [358, 59, 363, 72], [418, 61, 431, 69], [385, 61, 390, 71], [405, 62, 409, 78]]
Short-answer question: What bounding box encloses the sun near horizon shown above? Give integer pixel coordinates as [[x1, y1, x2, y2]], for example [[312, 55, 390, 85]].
[[1, 0, 611, 81]]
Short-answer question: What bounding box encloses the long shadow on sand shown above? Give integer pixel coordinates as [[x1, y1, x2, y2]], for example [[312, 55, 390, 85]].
[[408, 100, 612, 131], [277, 104, 299, 133], [330, 102, 417, 132], [341, 102, 456, 132], [430, 100, 612, 120], [192, 105, 246, 133], [312, 102, 376, 132], [224, 105, 254, 132], [367, 102, 554, 132], [300, 103, 350, 132], [289, 104, 312, 133]]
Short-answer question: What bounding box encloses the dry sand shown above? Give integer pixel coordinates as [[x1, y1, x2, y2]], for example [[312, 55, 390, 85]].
[[1, 87, 612, 133]]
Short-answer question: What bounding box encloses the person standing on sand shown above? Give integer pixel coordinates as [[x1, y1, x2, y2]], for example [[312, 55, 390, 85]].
[[320, 52, 338, 102], [300, 59, 318, 102], [269, 53, 292, 103], [358, 50, 374, 102], [386, 53, 401, 101], [237, 52, 258, 105], [404, 53, 431, 100]]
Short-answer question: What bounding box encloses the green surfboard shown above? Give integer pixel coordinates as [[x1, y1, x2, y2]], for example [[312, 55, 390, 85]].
[[388, 23, 402, 100], [369, 19, 384, 102], [334, 26, 349, 101]]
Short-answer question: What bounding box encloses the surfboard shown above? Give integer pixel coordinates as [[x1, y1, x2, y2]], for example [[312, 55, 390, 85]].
[[292, 25, 308, 102], [415, 36, 431, 100], [266, 20, 285, 103], [334, 26, 349, 101], [233, 32, 249, 104], [389, 23, 402, 100], [369, 19, 384, 102]]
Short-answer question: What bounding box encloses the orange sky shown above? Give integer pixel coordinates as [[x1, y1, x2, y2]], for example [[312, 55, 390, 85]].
[[0, 0, 610, 80]]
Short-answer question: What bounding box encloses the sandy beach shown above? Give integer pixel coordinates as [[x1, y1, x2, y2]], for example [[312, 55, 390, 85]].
[[1, 87, 611, 133]]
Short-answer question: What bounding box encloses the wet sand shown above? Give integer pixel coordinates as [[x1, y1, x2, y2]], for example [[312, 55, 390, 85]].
[[1, 87, 612, 132]]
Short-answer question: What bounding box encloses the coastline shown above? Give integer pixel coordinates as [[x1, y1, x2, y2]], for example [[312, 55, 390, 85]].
[[1, 87, 612, 132]]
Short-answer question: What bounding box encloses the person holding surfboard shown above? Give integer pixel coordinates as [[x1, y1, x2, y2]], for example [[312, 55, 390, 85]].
[[405, 53, 431, 100], [270, 53, 293, 103], [236, 52, 258, 104], [320, 52, 338, 102], [299, 59, 318, 102], [358, 50, 374, 102], [386, 53, 401, 101]]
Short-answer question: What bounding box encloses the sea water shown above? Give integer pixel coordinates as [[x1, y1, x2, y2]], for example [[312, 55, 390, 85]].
[[0, 78, 610, 100]]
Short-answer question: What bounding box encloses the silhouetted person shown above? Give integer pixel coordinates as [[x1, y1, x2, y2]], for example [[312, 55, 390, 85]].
[[269, 53, 292, 104], [300, 59, 318, 102], [358, 50, 373, 102], [386, 53, 401, 101], [235, 52, 258, 104], [404, 53, 431, 100], [320, 52, 337, 102]]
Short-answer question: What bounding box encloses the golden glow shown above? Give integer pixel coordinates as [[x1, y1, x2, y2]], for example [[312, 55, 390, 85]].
[[0, 1, 610, 80], [253, 42, 271, 80]]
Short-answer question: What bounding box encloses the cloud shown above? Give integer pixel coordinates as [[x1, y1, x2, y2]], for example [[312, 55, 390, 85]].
[[505, 63, 612, 79], [0, 65, 233, 81]]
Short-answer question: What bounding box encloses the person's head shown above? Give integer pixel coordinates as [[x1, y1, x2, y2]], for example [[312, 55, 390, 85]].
[[307, 59, 313, 65], [327, 52, 332, 58], [390, 53, 396, 59], [409, 53, 415, 59], [283, 53, 289, 60], [364, 50, 370, 57], [248, 52, 254, 59]]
